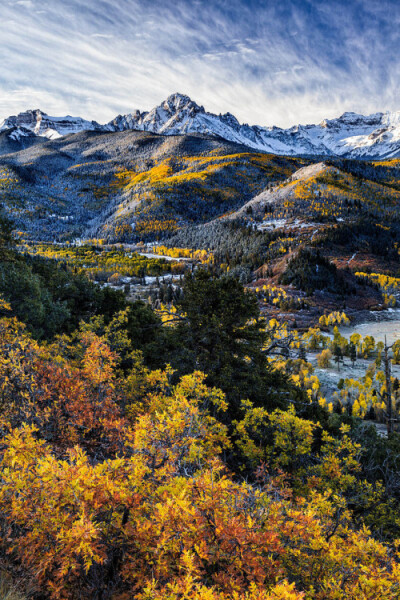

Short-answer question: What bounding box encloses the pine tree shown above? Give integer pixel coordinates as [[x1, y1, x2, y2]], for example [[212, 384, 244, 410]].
[[298, 345, 307, 361], [176, 270, 291, 418], [333, 343, 343, 372], [349, 343, 357, 367]]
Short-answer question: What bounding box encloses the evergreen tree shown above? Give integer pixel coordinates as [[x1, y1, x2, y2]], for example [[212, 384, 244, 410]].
[[175, 270, 292, 419], [349, 343, 357, 367], [333, 343, 343, 372], [298, 344, 307, 361], [0, 208, 15, 261]]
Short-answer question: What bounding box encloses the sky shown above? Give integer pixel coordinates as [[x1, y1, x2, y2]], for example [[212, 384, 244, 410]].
[[1, 0, 400, 127]]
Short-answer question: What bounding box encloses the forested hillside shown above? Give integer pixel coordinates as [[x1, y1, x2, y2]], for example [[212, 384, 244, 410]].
[[1, 212, 400, 599], [2, 130, 400, 600], [0, 130, 307, 242]]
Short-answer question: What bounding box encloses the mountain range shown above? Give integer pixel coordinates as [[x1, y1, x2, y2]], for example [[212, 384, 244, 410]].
[[1, 93, 400, 159]]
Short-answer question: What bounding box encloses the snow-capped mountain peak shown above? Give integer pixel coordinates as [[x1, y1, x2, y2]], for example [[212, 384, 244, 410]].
[[114, 93, 207, 135], [104, 98, 400, 158], [161, 92, 203, 113], [0, 109, 104, 139], [319, 111, 384, 130], [2, 95, 400, 158]]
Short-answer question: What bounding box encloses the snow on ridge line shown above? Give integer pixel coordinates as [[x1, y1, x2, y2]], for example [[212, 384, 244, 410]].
[[2, 94, 400, 158]]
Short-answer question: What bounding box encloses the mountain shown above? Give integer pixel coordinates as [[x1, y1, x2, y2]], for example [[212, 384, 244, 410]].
[[2, 94, 400, 158], [2, 124, 400, 289], [0, 128, 306, 242], [0, 109, 104, 140], [109, 93, 244, 138], [111, 94, 400, 159], [166, 156, 400, 284]]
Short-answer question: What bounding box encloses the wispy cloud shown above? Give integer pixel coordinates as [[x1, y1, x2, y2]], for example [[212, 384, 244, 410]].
[[90, 33, 114, 39], [13, 1, 34, 7], [0, 0, 399, 127]]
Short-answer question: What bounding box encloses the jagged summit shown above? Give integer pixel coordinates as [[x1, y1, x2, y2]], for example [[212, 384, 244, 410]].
[[162, 92, 202, 111], [0, 109, 103, 140], [112, 93, 207, 135], [2, 94, 400, 158], [319, 112, 384, 129]]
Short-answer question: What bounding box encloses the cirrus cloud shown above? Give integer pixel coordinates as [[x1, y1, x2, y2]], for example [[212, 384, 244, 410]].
[[0, 0, 399, 127]]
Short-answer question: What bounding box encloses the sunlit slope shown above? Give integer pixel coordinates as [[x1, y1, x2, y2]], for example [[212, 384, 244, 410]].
[[0, 129, 307, 241], [99, 152, 308, 240], [232, 161, 400, 224]]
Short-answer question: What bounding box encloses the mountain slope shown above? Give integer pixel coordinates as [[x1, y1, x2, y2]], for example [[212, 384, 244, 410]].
[[2, 94, 400, 158], [0, 129, 307, 241], [0, 126, 47, 154], [164, 158, 400, 301], [216, 158, 400, 278], [231, 160, 400, 225]]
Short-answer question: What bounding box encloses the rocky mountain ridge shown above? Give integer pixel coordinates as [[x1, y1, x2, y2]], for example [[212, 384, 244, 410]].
[[2, 93, 400, 158]]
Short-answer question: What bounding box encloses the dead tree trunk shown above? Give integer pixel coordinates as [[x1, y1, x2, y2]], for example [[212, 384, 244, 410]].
[[384, 336, 393, 435]]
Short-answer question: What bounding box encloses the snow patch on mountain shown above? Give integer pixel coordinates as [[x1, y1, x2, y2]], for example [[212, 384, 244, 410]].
[[8, 127, 32, 141]]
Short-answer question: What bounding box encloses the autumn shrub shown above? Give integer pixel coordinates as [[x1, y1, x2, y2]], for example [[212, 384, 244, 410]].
[[317, 348, 333, 368], [0, 300, 399, 599]]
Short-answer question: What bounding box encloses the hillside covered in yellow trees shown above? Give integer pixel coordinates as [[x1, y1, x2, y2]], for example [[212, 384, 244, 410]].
[[0, 241, 400, 599], [0, 130, 306, 242]]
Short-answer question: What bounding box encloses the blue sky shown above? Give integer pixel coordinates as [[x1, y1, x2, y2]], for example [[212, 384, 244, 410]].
[[1, 0, 400, 127]]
